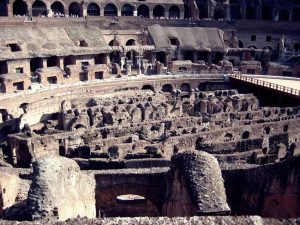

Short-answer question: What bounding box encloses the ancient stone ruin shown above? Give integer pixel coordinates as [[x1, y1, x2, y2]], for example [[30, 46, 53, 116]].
[[0, 0, 299, 224]]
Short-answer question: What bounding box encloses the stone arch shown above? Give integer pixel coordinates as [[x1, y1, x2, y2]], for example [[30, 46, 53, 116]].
[[69, 2, 83, 17], [109, 39, 119, 46], [87, 3, 100, 16], [13, 0, 28, 16], [137, 4, 149, 17], [121, 4, 134, 16], [262, 4, 273, 20], [292, 8, 300, 21], [230, 0, 241, 19], [161, 84, 173, 92], [180, 83, 191, 92], [0, 0, 7, 16], [104, 3, 117, 16], [142, 84, 155, 92], [126, 39, 136, 46], [169, 5, 180, 18], [246, 4, 255, 19], [153, 5, 165, 18], [32, 0, 47, 16], [51, 1, 64, 15], [278, 9, 289, 21]]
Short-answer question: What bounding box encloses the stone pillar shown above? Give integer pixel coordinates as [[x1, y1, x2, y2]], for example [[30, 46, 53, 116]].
[[165, 7, 169, 18], [149, 8, 153, 18], [43, 59, 48, 68], [82, 5, 87, 17], [241, 0, 246, 19], [193, 51, 197, 63], [59, 58, 64, 70], [256, 3, 262, 20], [117, 9, 121, 17], [7, 3, 13, 17], [27, 3, 32, 16]]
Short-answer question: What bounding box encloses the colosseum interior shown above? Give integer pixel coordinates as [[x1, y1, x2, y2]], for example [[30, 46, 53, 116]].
[[0, 0, 299, 224]]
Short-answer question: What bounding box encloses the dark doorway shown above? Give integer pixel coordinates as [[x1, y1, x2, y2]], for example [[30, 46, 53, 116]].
[[153, 5, 165, 17], [69, 2, 82, 17], [87, 3, 100, 16], [278, 10, 289, 21], [246, 5, 255, 19], [32, 0, 47, 16], [13, 0, 28, 16], [51, 1, 64, 15], [121, 4, 134, 16], [137, 4, 149, 17], [47, 56, 60, 67], [30, 57, 43, 72], [104, 3, 117, 16], [156, 52, 166, 64], [169, 5, 180, 18]]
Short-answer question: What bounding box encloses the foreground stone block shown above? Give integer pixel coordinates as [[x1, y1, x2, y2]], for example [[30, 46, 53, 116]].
[[27, 156, 95, 220], [164, 151, 230, 216], [0, 168, 20, 217]]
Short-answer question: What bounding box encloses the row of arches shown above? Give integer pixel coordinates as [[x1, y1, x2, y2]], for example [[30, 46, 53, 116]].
[[12, 0, 181, 18], [194, 1, 300, 21]]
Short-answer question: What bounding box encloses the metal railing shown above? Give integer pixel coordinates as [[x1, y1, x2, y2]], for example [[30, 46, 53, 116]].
[[230, 73, 300, 96]]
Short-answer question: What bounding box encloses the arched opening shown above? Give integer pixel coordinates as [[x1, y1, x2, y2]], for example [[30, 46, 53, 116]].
[[13, 0, 28, 16], [51, 1, 64, 15], [180, 83, 191, 92], [121, 4, 134, 16], [137, 4, 149, 18], [184, 51, 194, 61], [156, 52, 166, 64], [142, 85, 154, 92], [230, 0, 241, 19], [169, 5, 180, 18], [32, 0, 47, 16], [0, 0, 8, 16], [95, 54, 106, 64], [87, 3, 100, 16], [292, 8, 300, 21], [197, 3, 208, 19], [109, 39, 119, 46], [242, 131, 250, 139], [246, 5, 255, 19], [0, 61, 8, 74], [161, 84, 173, 92], [63, 55, 76, 68], [30, 57, 43, 72], [262, 5, 272, 20], [278, 10, 289, 21], [126, 39, 136, 46], [74, 124, 85, 129], [47, 56, 60, 68], [214, 8, 225, 20], [153, 5, 165, 18], [184, 3, 189, 19], [238, 40, 243, 48], [264, 127, 271, 135], [224, 133, 233, 142], [69, 2, 82, 17], [104, 3, 117, 16]]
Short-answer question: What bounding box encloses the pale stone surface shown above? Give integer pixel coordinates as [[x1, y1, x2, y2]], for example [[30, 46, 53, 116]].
[[27, 156, 95, 221], [0, 168, 20, 217]]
